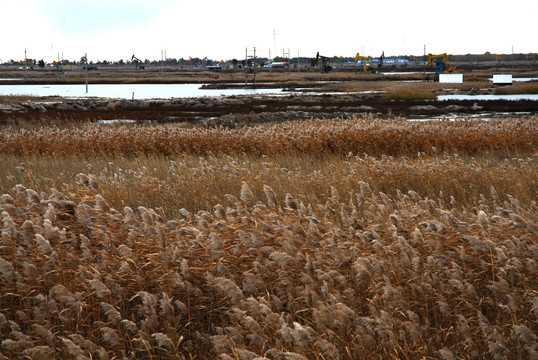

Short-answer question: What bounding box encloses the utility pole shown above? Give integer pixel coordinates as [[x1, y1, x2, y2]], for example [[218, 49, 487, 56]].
[[288, 49, 291, 75], [161, 50, 164, 76], [423, 44, 426, 76], [84, 53, 88, 94], [253, 47, 256, 85], [24, 49, 28, 80], [512, 45, 514, 71], [245, 47, 257, 85], [273, 30, 276, 58], [283, 48, 290, 75]]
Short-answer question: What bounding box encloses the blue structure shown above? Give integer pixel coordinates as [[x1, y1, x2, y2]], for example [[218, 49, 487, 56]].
[[371, 58, 409, 64]]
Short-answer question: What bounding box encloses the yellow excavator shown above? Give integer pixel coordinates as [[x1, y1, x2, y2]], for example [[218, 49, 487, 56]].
[[427, 53, 455, 74]]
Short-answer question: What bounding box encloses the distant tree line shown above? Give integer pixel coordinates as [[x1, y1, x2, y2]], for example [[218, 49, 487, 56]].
[[2, 52, 535, 68]]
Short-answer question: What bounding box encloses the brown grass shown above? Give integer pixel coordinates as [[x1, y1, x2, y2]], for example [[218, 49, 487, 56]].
[[0, 114, 537, 359], [333, 79, 487, 94], [384, 89, 436, 100], [0, 95, 40, 101], [494, 82, 538, 95], [1, 116, 536, 158], [1, 151, 536, 221], [0, 170, 536, 359]]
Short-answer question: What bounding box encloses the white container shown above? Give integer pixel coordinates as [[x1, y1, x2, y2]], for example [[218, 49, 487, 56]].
[[493, 74, 512, 84], [439, 73, 463, 83]]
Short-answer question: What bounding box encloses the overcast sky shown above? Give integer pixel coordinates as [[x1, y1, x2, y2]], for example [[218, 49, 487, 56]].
[[1, 0, 536, 63]]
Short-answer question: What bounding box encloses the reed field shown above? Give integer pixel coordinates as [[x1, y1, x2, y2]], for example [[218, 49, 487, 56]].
[[1, 116, 536, 158], [494, 83, 538, 95], [0, 114, 537, 359]]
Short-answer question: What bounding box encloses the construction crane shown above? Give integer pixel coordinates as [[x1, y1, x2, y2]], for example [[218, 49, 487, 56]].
[[427, 53, 455, 74], [315, 52, 332, 73], [131, 55, 145, 70]]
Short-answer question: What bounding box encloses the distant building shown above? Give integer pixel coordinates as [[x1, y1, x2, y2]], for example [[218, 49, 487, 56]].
[[371, 58, 409, 64]]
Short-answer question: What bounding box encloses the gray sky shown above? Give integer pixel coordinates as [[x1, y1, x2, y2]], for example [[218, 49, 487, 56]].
[[1, 0, 536, 63]]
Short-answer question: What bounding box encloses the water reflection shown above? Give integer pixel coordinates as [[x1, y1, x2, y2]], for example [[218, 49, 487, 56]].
[[438, 94, 538, 101], [0, 83, 284, 99]]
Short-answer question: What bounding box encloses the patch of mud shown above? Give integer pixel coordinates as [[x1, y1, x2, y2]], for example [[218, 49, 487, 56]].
[[1, 94, 536, 126], [409, 105, 439, 111]]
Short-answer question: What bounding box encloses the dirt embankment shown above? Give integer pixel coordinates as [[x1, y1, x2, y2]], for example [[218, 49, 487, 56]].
[[1, 92, 537, 127], [2, 64, 537, 125]]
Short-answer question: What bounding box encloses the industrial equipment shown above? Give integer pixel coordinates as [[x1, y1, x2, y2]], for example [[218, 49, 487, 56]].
[[52, 60, 65, 78], [206, 64, 221, 70], [354, 52, 370, 72], [267, 62, 289, 69], [354, 53, 370, 62], [354, 51, 385, 73], [378, 51, 385, 69], [52, 61, 63, 71], [131, 55, 145, 70], [315, 52, 332, 73], [427, 53, 455, 74]]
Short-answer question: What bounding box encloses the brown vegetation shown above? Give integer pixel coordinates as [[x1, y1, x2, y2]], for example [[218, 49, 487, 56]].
[[1, 147, 536, 221], [0, 172, 536, 359], [384, 89, 437, 100], [1, 116, 536, 158], [0, 114, 537, 359], [494, 83, 538, 95]]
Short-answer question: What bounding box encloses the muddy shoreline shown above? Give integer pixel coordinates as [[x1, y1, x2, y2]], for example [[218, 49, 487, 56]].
[[2, 65, 538, 125], [1, 92, 536, 127]]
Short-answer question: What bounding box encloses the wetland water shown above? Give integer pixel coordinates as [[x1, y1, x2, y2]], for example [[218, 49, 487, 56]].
[[438, 94, 538, 101], [0, 83, 284, 99], [1, 83, 537, 101]]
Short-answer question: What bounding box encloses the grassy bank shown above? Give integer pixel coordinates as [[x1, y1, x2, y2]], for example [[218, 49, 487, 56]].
[[384, 89, 436, 100], [494, 82, 538, 95]]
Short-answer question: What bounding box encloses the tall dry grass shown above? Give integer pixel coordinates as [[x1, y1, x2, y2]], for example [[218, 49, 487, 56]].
[[1, 151, 536, 221], [333, 79, 486, 94], [1, 116, 536, 158], [494, 83, 538, 95], [0, 114, 536, 359], [0, 177, 536, 359]]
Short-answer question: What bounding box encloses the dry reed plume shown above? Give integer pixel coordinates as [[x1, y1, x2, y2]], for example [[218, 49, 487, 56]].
[[1, 175, 536, 359], [1, 151, 535, 221], [0, 113, 536, 359], [1, 115, 536, 158]]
